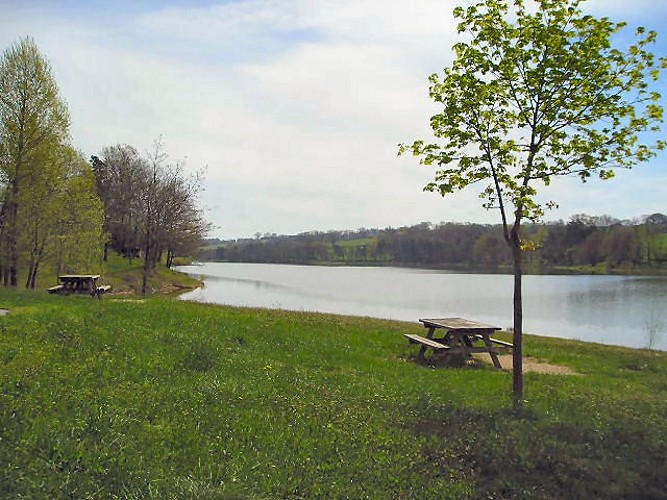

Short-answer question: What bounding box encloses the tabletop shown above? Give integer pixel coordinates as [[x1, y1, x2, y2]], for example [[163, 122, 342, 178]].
[[59, 275, 100, 280], [419, 317, 500, 331]]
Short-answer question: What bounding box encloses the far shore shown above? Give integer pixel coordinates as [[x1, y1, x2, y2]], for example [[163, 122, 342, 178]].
[[191, 259, 667, 277]]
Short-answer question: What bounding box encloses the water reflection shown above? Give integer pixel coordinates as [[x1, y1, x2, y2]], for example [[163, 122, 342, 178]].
[[177, 263, 667, 350]]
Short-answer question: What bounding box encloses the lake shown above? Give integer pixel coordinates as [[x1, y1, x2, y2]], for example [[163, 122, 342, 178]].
[[176, 262, 667, 350]]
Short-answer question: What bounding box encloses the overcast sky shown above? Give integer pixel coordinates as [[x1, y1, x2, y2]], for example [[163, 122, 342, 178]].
[[1, 0, 666, 239]]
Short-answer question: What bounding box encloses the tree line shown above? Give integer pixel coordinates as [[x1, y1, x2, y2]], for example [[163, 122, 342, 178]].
[[206, 213, 667, 272], [0, 37, 208, 292], [91, 140, 209, 294]]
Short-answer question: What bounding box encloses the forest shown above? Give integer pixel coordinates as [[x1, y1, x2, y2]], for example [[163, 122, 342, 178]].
[[0, 37, 208, 292], [204, 213, 667, 273]]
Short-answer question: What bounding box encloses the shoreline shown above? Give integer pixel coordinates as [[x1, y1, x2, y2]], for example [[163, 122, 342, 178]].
[[191, 259, 667, 277]]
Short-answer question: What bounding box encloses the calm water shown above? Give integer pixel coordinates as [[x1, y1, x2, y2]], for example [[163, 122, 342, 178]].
[[176, 262, 667, 350]]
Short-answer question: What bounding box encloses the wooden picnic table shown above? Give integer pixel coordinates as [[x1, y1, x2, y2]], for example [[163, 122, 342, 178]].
[[48, 275, 111, 298], [405, 317, 513, 368]]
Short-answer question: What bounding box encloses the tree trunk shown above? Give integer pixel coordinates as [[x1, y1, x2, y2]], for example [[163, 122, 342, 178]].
[[141, 252, 150, 296], [29, 260, 39, 289], [511, 241, 524, 408], [8, 199, 18, 287], [9, 266, 17, 287], [25, 261, 35, 289], [141, 237, 153, 296]]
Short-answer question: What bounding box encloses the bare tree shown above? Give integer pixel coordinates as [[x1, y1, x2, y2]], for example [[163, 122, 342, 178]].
[[94, 139, 209, 295]]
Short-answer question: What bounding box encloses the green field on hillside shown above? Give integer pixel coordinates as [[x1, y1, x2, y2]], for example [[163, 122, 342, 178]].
[[0, 289, 665, 498]]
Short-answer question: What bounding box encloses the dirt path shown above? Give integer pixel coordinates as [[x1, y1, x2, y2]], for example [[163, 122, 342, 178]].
[[471, 353, 579, 374], [490, 354, 579, 375]]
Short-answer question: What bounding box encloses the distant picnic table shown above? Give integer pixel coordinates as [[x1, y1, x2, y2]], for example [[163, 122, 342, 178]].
[[405, 317, 513, 368], [48, 275, 111, 298]]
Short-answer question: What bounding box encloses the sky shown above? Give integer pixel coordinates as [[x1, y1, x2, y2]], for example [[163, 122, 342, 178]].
[[1, 0, 666, 240]]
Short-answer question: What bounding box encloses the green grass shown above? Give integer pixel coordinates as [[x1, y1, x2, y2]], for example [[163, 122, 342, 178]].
[[100, 253, 202, 295], [0, 289, 665, 498], [28, 253, 201, 296], [63, 252, 201, 295], [335, 237, 375, 248]]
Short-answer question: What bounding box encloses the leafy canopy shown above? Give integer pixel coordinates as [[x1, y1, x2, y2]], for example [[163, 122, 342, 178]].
[[0, 36, 70, 171], [400, 0, 666, 224]]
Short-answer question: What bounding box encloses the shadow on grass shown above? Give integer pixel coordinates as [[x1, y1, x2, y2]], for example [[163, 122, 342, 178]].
[[406, 351, 491, 370], [411, 405, 666, 499]]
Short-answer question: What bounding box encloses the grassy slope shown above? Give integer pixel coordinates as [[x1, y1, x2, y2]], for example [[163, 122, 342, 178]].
[[100, 253, 202, 295], [0, 289, 665, 499], [34, 253, 201, 296]]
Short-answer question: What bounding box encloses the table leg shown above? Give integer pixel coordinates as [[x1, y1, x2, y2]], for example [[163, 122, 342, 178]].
[[455, 332, 474, 361], [482, 334, 502, 369], [418, 326, 436, 362]]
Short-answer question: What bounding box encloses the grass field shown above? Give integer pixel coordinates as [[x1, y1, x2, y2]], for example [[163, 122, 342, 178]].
[[0, 288, 665, 498]]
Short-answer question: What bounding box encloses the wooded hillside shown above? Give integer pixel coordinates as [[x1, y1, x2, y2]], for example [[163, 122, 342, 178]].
[[204, 213, 667, 273]]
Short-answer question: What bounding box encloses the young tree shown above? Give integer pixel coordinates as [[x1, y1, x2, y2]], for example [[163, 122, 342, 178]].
[[0, 36, 70, 286], [21, 147, 104, 288], [400, 0, 665, 405], [50, 150, 105, 280], [20, 143, 67, 288]]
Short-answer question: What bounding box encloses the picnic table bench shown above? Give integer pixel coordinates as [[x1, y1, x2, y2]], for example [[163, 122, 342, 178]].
[[48, 275, 111, 298], [405, 317, 513, 368]]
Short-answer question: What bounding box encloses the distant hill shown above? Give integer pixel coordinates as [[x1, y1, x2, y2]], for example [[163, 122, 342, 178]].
[[199, 214, 667, 274]]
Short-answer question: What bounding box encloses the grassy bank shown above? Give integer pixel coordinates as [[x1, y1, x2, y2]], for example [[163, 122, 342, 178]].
[[100, 253, 202, 295], [34, 253, 202, 296], [0, 289, 665, 498]]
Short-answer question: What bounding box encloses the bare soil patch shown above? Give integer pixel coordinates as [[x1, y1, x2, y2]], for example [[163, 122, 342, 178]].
[[479, 354, 579, 375]]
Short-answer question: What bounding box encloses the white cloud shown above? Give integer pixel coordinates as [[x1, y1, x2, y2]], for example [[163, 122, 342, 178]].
[[136, 0, 302, 43], [1, 0, 665, 239]]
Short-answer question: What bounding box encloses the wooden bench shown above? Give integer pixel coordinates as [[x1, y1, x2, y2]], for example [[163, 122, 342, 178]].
[[404, 333, 450, 351], [47, 284, 64, 294], [472, 334, 513, 351], [92, 285, 112, 298], [488, 337, 513, 349]]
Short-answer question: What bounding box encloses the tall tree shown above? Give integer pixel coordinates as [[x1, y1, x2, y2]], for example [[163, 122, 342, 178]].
[[0, 36, 70, 286], [138, 140, 209, 295], [401, 0, 665, 405], [91, 145, 148, 259], [20, 142, 67, 288]]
